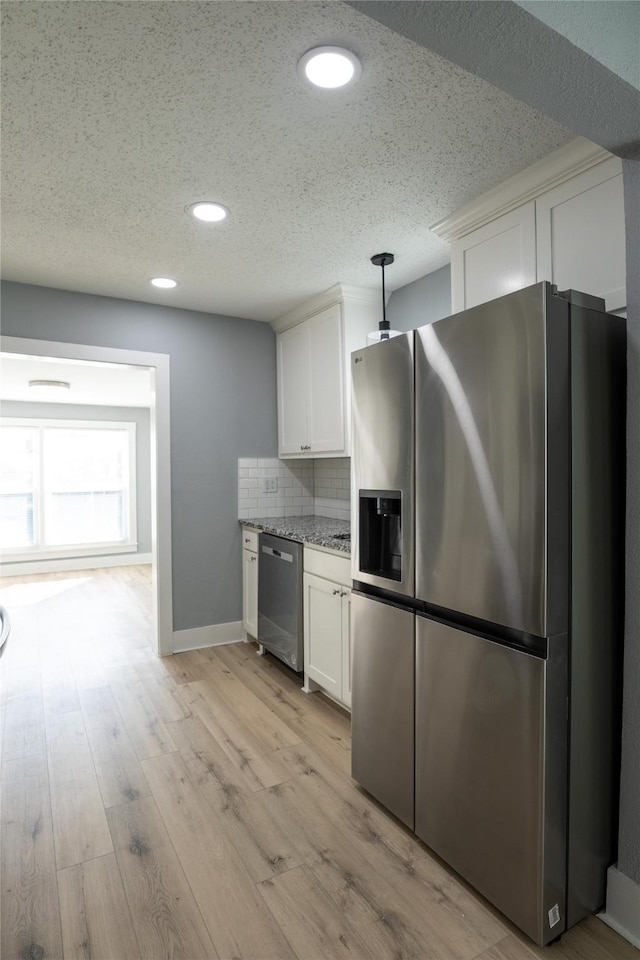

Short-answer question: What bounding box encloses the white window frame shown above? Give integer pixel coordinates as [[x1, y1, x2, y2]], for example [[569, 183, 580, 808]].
[[0, 417, 138, 561]]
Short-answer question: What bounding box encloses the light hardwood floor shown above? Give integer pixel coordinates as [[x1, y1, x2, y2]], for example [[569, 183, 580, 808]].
[[0, 566, 634, 960]]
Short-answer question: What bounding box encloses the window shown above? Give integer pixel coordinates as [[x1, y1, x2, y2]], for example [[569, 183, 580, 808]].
[[0, 418, 137, 560]]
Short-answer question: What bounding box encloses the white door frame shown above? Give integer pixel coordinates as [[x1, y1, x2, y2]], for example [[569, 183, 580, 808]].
[[1, 336, 173, 656]]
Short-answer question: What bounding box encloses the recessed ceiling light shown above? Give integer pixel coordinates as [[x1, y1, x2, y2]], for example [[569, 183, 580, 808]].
[[150, 277, 177, 289], [298, 46, 361, 89], [187, 201, 228, 222]]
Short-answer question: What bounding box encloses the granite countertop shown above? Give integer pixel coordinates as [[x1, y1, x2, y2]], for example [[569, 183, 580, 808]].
[[240, 516, 351, 554]]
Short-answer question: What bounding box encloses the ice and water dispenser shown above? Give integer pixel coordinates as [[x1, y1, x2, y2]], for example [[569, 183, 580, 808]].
[[358, 490, 402, 581]]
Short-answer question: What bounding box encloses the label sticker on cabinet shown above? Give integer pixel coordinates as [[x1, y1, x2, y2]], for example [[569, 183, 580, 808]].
[[548, 904, 561, 928]]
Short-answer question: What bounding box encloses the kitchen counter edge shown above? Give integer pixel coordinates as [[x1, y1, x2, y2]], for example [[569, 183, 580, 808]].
[[239, 517, 351, 556]]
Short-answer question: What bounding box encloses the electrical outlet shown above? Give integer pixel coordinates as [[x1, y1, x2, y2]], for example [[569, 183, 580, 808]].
[[262, 477, 278, 494]]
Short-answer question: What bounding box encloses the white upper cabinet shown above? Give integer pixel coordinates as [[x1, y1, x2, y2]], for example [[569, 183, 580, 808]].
[[451, 203, 536, 312], [535, 157, 626, 313], [274, 285, 378, 459], [308, 306, 345, 453], [277, 320, 314, 456], [277, 304, 344, 456], [434, 139, 626, 317]]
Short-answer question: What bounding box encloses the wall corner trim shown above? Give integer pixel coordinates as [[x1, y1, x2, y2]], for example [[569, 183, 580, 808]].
[[430, 137, 616, 242], [598, 864, 640, 948], [172, 621, 243, 653]]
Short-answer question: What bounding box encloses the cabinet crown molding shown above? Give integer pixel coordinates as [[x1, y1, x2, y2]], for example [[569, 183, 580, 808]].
[[431, 137, 615, 243], [271, 283, 379, 334]]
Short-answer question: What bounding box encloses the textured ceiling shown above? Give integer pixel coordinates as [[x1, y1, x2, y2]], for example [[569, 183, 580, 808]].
[[350, 1, 640, 159], [1, 1, 574, 322]]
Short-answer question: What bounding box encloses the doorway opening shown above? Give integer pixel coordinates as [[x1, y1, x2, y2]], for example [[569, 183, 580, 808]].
[[0, 336, 172, 656]]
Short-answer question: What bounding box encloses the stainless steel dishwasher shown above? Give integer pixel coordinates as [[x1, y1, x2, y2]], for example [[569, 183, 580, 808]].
[[257, 532, 303, 672]]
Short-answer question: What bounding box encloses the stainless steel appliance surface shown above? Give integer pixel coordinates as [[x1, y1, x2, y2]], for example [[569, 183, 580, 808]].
[[350, 592, 415, 829], [414, 283, 569, 637], [351, 331, 414, 598], [257, 532, 303, 672], [415, 616, 568, 943], [350, 282, 626, 946]]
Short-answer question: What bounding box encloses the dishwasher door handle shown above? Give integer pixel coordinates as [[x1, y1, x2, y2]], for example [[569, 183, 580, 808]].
[[262, 545, 294, 563]]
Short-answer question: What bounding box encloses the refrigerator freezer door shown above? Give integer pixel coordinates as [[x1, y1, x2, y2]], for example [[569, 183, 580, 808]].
[[415, 283, 568, 636], [351, 333, 415, 597], [415, 616, 567, 945], [351, 592, 415, 829]]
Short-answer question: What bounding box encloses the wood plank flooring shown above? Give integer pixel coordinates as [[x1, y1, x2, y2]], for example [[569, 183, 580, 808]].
[[0, 565, 635, 960]]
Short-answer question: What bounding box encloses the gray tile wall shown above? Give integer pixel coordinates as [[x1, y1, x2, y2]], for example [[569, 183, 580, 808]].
[[238, 457, 350, 521]]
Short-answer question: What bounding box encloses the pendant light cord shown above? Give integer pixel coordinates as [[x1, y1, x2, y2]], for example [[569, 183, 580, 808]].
[[371, 252, 395, 337], [381, 261, 387, 327]]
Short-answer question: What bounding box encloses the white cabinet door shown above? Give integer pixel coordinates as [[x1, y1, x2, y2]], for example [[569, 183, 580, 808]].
[[451, 203, 537, 313], [340, 587, 352, 709], [242, 546, 258, 639], [536, 157, 625, 313], [277, 323, 309, 456], [304, 572, 343, 700], [307, 305, 345, 454], [277, 303, 347, 458]]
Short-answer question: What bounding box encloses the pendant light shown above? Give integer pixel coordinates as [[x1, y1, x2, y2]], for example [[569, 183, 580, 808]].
[[367, 252, 401, 345]]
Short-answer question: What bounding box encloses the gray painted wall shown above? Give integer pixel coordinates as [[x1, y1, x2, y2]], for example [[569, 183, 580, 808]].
[[515, 1, 640, 91], [347, 1, 640, 159], [0, 281, 278, 632], [0, 400, 152, 556], [387, 264, 451, 332]]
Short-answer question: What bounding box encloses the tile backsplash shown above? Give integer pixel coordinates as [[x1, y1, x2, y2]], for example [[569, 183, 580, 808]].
[[238, 457, 350, 522], [313, 459, 350, 519]]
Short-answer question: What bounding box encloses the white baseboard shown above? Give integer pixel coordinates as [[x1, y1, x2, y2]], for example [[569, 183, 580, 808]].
[[0, 553, 153, 577], [598, 864, 640, 948], [172, 621, 243, 653]]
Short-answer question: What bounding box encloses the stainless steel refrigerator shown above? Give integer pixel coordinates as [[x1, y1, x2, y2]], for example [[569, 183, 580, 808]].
[[350, 282, 626, 946]]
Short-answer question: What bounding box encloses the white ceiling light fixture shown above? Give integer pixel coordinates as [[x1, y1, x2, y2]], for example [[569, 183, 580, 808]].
[[187, 201, 228, 223], [150, 277, 177, 289], [298, 46, 361, 89]]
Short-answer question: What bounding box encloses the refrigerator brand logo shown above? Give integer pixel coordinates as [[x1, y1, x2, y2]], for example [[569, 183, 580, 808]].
[[354, 356, 363, 363]]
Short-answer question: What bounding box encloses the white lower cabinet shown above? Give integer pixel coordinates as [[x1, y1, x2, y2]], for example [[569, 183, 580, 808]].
[[242, 528, 258, 639], [303, 547, 351, 709], [340, 587, 352, 709]]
